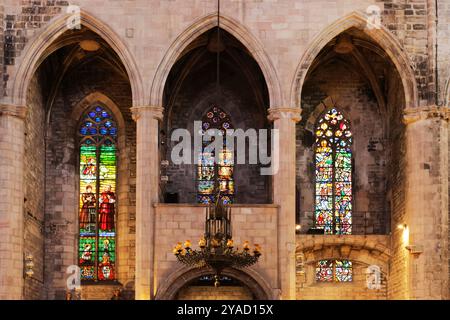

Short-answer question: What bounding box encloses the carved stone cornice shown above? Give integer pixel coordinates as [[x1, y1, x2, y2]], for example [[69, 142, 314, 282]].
[[267, 107, 302, 123], [403, 106, 450, 125], [0, 104, 27, 119], [130, 105, 164, 122]]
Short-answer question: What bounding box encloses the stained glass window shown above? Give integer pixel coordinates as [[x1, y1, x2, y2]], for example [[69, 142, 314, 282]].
[[197, 105, 234, 204], [78, 105, 117, 281], [316, 260, 352, 282], [314, 108, 352, 234]]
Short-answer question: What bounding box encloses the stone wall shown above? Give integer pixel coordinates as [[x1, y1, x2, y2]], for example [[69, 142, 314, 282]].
[[23, 72, 46, 299], [162, 31, 271, 204], [3, 0, 67, 66], [177, 286, 253, 300], [0, 0, 448, 300], [386, 61, 408, 299], [297, 62, 388, 234], [296, 235, 390, 300], [0, 3, 4, 97], [153, 204, 278, 298], [2, 0, 432, 108], [437, 0, 450, 105], [380, 0, 429, 102], [43, 58, 134, 299], [296, 262, 387, 300]]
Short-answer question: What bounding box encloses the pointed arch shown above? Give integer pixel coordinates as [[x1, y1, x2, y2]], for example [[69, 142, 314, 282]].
[[10, 9, 144, 107], [150, 13, 282, 108], [290, 11, 418, 110], [71, 92, 126, 135]]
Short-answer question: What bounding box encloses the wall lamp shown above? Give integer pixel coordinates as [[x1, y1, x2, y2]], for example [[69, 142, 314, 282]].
[[24, 253, 34, 278]]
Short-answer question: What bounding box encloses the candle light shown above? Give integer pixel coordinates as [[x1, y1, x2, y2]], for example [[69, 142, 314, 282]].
[[199, 237, 206, 248]]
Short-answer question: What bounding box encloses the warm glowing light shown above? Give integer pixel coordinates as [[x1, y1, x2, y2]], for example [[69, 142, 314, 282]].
[[198, 237, 206, 248], [79, 39, 100, 52], [295, 224, 301, 231], [397, 224, 407, 230]]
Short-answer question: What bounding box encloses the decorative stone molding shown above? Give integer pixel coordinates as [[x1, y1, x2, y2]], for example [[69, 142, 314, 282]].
[[0, 104, 27, 119], [403, 106, 450, 124], [290, 11, 418, 110], [11, 9, 145, 107], [405, 245, 423, 256], [149, 13, 282, 108], [130, 106, 164, 122], [267, 107, 302, 123], [155, 266, 274, 300]]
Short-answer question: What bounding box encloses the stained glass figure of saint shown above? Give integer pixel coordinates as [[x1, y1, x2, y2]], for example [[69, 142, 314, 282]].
[[78, 105, 117, 281], [314, 108, 353, 234]]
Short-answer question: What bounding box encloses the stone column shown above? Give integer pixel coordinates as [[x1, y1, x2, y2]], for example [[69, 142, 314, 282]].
[[0, 104, 27, 299], [403, 106, 449, 299], [268, 107, 301, 300], [131, 105, 163, 300]]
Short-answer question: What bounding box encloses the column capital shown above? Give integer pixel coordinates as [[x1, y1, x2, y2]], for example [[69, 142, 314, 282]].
[[131, 105, 164, 122], [0, 104, 27, 119], [267, 107, 302, 123], [403, 105, 450, 125]]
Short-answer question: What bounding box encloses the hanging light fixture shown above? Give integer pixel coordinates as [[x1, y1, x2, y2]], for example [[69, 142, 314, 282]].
[[173, 0, 262, 286], [173, 195, 261, 287]]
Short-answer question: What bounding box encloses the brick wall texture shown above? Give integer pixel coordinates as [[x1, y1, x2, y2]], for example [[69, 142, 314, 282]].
[[0, 0, 449, 300]]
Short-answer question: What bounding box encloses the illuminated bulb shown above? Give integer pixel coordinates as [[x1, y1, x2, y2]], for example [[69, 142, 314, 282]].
[[295, 224, 301, 231], [79, 39, 100, 52], [397, 224, 407, 230]]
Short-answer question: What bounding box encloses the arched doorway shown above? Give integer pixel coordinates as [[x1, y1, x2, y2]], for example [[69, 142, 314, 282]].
[[156, 267, 273, 300]]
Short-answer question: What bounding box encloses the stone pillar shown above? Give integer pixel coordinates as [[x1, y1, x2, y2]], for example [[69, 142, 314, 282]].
[[131, 105, 163, 300], [403, 106, 449, 299], [267, 107, 301, 300], [0, 104, 27, 299]]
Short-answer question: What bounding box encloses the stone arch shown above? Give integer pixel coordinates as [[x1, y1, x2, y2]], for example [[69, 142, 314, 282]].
[[10, 9, 145, 107], [155, 266, 275, 300], [71, 91, 126, 138], [150, 13, 282, 108], [304, 96, 353, 133], [290, 11, 418, 111], [296, 236, 391, 272]]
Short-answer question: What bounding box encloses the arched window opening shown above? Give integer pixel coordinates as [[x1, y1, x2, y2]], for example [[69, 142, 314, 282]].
[[315, 259, 353, 282], [197, 105, 234, 204], [78, 105, 118, 281], [314, 108, 352, 234]]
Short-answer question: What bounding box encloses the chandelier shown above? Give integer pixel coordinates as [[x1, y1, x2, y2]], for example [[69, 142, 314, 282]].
[[173, 201, 261, 287]]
